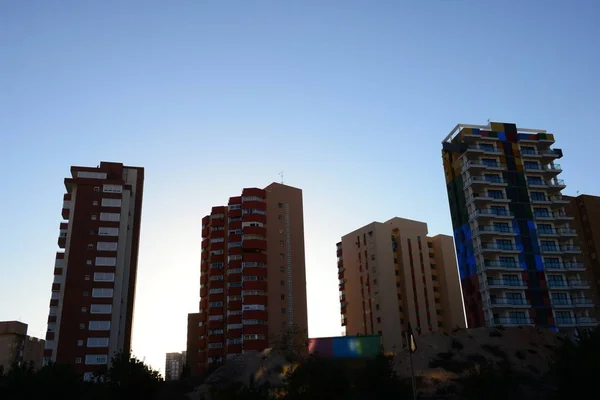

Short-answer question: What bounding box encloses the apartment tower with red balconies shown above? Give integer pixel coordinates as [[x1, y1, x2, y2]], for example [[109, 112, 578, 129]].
[[187, 183, 308, 375], [44, 162, 144, 379]]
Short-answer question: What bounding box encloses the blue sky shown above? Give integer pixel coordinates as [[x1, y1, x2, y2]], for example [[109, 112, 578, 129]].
[[1, 0, 599, 373]]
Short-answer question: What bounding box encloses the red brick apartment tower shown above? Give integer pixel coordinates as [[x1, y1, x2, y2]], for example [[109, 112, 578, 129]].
[[44, 162, 144, 379], [187, 183, 308, 374]]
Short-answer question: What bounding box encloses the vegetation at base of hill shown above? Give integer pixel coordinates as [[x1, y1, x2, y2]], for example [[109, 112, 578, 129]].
[[0, 352, 162, 400]]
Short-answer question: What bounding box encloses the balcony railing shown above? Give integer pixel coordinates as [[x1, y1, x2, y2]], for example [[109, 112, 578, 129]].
[[476, 225, 516, 234], [480, 261, 521, 270], [472, 209, 513, 218], [560, 245, 581, 252], [548, 280, 589, 289], [486, 297, 530, 307], [468, 145, 501, 153], [538, 228, 577, 236], [533, 211, 572, 220], [544, 262, 585, 271], [466, 193, 508, 203], [550, 196, 569, 203], [480, 243, 519, 252], [485, 279, 527, 288], [573, 298, 593, 306], [489, 317, 534, 326], [462, 160, 504, 172], [556, 317, 598, 326], [548, 179, 566, 187]]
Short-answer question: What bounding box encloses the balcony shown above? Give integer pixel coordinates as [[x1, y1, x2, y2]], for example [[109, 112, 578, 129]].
[[470, 208, 514, 222], [560, 245, 581, 253], [474, 225, 517, 236], [483, 279, 527, 290], [550, 195, 569, 204], [488, 317, 534, 326], [477, 243, 520, 255], [537, 228, 559, 237], [547, 179, 566, 191], [464, 176, 507, 190], [466, 193, 510, 205], [477, 261, 522, 272], [551, 299, 575, 308], [467, 145, 502, 154], [558, 228, 577, 237], [533, 211, 573, 221], [526, 179, 548, 188], [462, 160, 505, 173], [484, 297, 531, 309], [573, 298, 594, 307], [544, 262, 585, 272], [530, 196, 552, 205], [540, 245, 562, 254], [543, 163, 562, 175], [556, 317, 598, 327], [548, 280, 590, 289]]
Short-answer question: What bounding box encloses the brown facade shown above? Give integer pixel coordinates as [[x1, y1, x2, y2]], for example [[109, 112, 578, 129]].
[[165, 351, 186, 381], [44, 162, 144, 378], [187, 183, 307, 375], [337, 218, 465, 353], [0, 321, 45, 372], [565, 195, 600, 320]]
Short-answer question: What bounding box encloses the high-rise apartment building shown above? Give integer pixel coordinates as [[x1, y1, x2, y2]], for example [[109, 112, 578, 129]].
[[0, 321, 45, 372], [564, 194, 600, 320], [187, 183, 308, 374], [165, 351, 186, 381], [44, 162, 144, 378], [442, 122, 595, 330], [337, 218, 465, 353]]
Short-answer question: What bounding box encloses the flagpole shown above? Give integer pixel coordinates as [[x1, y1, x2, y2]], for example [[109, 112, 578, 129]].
[[406, 331, 417, 400]]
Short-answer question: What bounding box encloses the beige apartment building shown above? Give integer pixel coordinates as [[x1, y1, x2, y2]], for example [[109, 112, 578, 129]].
[[337, 218, 465, 352], [565, 194, 600, 321], [0, 321, 45, 372]]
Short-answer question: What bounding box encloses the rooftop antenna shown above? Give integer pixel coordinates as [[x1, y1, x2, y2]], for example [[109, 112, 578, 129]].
[[279, 171, 284, 184], [486, 118, 491, 125]]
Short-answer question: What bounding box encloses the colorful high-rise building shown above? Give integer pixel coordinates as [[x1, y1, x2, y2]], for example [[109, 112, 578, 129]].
[[44, 162, 144, 378], [336, 217, 466, 352], [442, 122, 595, 330], [187, 183, 308, 374], [564, 194, 600, 321]]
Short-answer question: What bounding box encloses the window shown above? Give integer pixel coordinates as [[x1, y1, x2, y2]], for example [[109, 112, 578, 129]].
[[280, 240, 284, 246], [103, 184, 122, 193], [208, 343, 223, 349], [87, 337, 109, 347], [93, 272, 115, 282], [77, 340, 83, 347], [84, 275, 91, 281], [280, 280, 285, 286], [243, 334, 265, 340], [484, 173, 501, 183], [481, 158, 497, 167], [98, 227, 119, 236], [281, 308, 286, 314], [280, 266, 285, 273], [93, 186, 100, 192], [243, 304, 265, 311], [85, 355, 108, 365], [521, 146, 536, 155], [89, 230, 95, 235], [488, 190, 504, 199], [278, 202, 283, 208], [79, 323, 85, 329], [92, 201, 98, 206], [91, 288, 114, 298], [89, 321, 111, 331], [209, 301, 223, 307], [97, 242, 118, 251], [101, 198, 122, 207], [375, 304, 380, 311], [81, 307, 87, 313], [210, 275, 224, 281], [91, 215, 97, 220], [209, 288, 224, 294], [83, 291, 89, 297], [527, 176, 544, 185], [524, 161, 540, 170], [87, 244, 94, 250], [95, 257, 116, 266], [242, 319, 266, 325], [531, 192, 546, 201], [100, 213, 120, 222], [76, 357, 82, 364], [208, 329, 224, 335], [90, 304, 112, 314], [278, 215, 282, 220], [281, 294, 285, 300]]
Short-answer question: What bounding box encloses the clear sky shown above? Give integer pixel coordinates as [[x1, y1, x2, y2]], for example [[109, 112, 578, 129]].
[[1, 0, 599, 374]]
